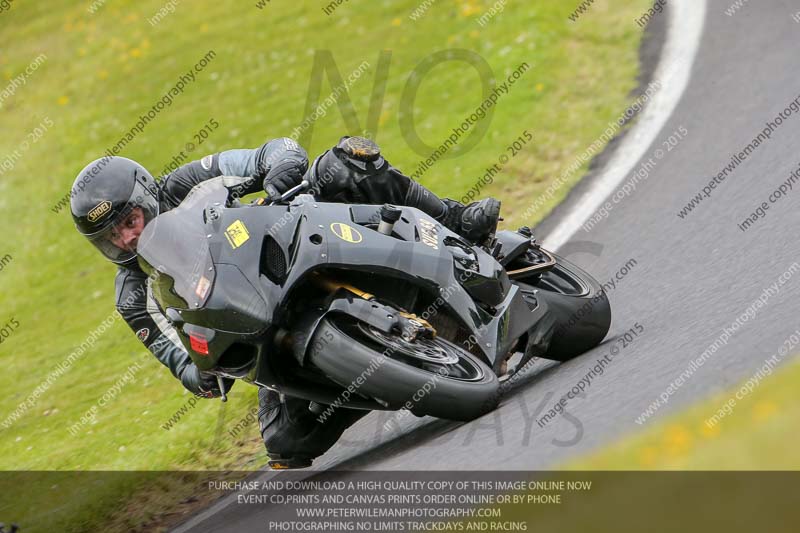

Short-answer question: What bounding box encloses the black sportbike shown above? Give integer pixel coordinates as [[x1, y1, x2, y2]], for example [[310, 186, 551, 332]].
[[137, 179, 611, 422]]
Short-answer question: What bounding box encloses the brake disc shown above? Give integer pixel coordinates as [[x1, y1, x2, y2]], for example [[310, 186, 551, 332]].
[[361, 324, 459, 365]]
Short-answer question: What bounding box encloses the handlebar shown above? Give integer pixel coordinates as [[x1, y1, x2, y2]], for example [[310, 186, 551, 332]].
[[268, 180, 310, 206]]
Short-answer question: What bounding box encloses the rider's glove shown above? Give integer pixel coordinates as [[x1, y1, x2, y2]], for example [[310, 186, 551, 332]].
[[197, 371, 235, 399], [263, 160, 305, 199]]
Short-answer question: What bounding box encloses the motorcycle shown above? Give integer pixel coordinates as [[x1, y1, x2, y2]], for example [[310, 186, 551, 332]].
[[137, 178, 611, 425]]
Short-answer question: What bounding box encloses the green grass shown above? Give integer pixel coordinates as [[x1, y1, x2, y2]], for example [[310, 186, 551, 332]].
[[564, 356, 800, 470], [0, 0, 650, 530]]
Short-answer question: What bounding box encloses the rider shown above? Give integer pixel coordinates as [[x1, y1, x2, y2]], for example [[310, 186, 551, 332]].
[[69, 136, 500, 469]]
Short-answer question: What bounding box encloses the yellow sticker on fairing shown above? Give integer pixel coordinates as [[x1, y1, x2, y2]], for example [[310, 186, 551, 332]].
[[330, 222, 363, 243], [225, 220, 250, 249]]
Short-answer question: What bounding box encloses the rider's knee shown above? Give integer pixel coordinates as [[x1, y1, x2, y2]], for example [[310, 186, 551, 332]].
[[310, 149, 347, 193]]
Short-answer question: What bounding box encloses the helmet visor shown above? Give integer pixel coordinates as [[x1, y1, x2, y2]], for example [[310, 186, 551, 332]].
[[84, 179, 159, 264]]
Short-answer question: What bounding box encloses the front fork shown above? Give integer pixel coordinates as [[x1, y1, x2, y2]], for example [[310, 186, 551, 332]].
[[312, 275, 437, 342]]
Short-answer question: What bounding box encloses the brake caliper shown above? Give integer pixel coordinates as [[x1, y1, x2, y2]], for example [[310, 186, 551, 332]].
[[397, 312, 436, 342]]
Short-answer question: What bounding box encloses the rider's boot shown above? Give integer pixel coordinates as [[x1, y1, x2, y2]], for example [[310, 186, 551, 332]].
[[308, 136, 501, 245], [257, 387, 368, 469], [438, 197, 501, 245]]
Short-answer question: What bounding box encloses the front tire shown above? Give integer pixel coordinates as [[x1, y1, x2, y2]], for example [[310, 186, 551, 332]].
[[306, 317, 500, 421]]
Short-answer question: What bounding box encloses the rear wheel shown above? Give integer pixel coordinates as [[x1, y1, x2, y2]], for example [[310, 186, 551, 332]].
[[306, 316, 500, 421], [508, 249, 611, 362]]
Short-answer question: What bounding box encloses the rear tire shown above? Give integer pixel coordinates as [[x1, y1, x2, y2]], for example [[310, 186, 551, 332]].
[[306, 317, 500, 421], [510, 251, 611, 362]]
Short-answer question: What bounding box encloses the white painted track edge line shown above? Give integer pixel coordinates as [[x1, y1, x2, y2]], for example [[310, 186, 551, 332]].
[[543, 0, 708, 251]]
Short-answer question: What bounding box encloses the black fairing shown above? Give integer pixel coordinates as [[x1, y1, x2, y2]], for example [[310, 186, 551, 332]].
[[138, 180, 551, 399]]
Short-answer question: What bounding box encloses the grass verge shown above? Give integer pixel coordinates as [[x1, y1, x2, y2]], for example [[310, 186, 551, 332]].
[[566, 357, 800, 470]]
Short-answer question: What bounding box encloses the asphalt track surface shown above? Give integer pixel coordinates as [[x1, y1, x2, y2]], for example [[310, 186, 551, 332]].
[[176, 1, 800, 529]]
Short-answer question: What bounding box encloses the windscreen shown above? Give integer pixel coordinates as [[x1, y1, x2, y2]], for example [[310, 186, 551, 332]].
[[137, 180, 229, 309]]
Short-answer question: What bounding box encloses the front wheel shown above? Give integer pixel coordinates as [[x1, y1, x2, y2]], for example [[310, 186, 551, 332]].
[[306, 316, 500, 421]]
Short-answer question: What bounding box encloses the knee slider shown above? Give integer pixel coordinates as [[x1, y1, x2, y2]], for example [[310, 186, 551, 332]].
[[309, 149, 352, 195]]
